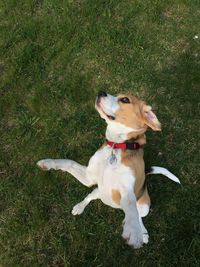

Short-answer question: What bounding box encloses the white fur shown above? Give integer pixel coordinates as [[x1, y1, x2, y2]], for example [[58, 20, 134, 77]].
[[96, 94, 145, 142], [151, 166, 180, 184], [37, 145, 145, 248], [37, 92, 180, 249], [95, 94, 119, 123], [72, 188, 99, 215], [99, 93, 119, 117], [106, 121, 145, 143]]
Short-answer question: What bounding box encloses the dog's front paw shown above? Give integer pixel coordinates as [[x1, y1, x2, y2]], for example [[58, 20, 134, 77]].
[[37, 159, 55, 171], [142, 232, 149, 244], [72, 202, 85, 215], [122, 221, 143, 249]]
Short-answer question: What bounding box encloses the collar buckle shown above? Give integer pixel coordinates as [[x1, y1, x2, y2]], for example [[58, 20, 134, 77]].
[[107, 140, 141, 150]]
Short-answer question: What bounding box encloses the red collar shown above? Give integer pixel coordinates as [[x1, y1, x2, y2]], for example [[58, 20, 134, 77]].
[[107, 140, 142, 150]]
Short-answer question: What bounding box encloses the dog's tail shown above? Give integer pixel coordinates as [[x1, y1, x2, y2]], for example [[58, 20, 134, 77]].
[[145, 166, 181, 184]]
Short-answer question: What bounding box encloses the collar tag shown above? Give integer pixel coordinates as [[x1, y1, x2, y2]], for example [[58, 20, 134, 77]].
[[109, 154, 117, 164], [109, 143, 117, 164]]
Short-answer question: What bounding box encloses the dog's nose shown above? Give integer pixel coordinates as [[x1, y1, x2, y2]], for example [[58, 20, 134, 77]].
[[98, 91, 107, 97]]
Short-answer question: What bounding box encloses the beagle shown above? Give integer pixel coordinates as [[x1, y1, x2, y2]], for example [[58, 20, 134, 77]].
[[37, 92, 180, 249]]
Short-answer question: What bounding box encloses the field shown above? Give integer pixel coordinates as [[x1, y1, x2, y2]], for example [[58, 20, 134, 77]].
[[0, 0, 200, 266]]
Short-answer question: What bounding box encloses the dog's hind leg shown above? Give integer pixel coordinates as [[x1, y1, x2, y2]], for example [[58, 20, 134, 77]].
[[136, 186, 151, 244], [72, 188, 99, 215], [136, 186, 151, 217], [37, 159, 95, 187]]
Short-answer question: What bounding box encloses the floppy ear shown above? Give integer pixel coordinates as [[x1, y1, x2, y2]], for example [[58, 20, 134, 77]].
[[142, 105, 161, 131]]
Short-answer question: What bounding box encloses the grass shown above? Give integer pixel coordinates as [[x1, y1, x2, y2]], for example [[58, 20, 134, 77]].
[[0, 0, 200, 266]]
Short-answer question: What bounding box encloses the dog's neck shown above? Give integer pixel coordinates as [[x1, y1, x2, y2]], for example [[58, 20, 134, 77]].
[[105, 123, 147, 145], [128, 134, 146, 146]]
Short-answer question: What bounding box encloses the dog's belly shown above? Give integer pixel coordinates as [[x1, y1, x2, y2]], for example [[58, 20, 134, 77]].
[[98, 163, 135, 208], [97, 184, 121, 208], [87, 146, 135, 208]]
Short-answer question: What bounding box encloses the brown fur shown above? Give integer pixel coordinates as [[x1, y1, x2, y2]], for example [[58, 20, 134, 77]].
[[112, 189, 121, 205], [106, 93, 160, 207], [121, 147, 146, 201], [127, 132, 147, 145], [115, 94, 161, 206], [115, 95, 146, 130], [137, 186, 151, 206], [115, 94, 161, 132]]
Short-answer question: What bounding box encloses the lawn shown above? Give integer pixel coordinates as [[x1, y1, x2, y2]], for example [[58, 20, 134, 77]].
[[0, 0, 200, 266]]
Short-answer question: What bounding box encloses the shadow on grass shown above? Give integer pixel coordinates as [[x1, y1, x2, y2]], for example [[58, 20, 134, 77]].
[[142, 45, 200, 265]]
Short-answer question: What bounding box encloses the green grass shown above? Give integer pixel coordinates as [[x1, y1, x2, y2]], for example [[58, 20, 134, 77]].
[[0, 0, 200, 266]]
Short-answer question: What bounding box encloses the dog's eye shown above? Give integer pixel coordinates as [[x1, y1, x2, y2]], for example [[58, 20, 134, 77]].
[[107, 115, 115, 120], [119, 97, 130, 104]]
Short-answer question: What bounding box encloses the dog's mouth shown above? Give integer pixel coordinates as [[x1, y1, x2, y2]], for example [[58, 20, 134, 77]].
[[95, 99, 115, 121]]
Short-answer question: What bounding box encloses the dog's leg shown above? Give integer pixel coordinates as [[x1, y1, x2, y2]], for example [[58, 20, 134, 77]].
[[37, 159, 94, 187], [72, 188, 99, 215], [121, 192, 143, 249], [137, 205, 149, 244], [136, 186, 150, 244]]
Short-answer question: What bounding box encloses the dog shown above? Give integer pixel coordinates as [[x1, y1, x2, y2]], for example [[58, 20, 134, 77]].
[[37, 91, 180, 248]]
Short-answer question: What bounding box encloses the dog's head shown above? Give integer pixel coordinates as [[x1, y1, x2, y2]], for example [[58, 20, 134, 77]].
[[95, 91, 161, 142]]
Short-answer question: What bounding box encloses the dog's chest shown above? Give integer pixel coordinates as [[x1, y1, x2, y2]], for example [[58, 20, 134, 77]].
[[87, 146, 135, 207]]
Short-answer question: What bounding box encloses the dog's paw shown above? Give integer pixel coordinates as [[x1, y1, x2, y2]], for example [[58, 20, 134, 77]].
[[72, 202, 85, 215], [37, 159, 54, 171], [122, 221, 143, 249], [142, 232, 149, 244]]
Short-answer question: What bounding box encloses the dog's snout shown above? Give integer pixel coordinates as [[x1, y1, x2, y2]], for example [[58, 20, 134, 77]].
[[98, 91, 107, 98]]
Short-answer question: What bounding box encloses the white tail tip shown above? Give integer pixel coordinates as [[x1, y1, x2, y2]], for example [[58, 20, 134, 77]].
[[151, 166, 181, 184]]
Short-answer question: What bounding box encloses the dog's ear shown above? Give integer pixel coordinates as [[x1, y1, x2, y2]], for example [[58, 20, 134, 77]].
[[142, 104, 161, 131]]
